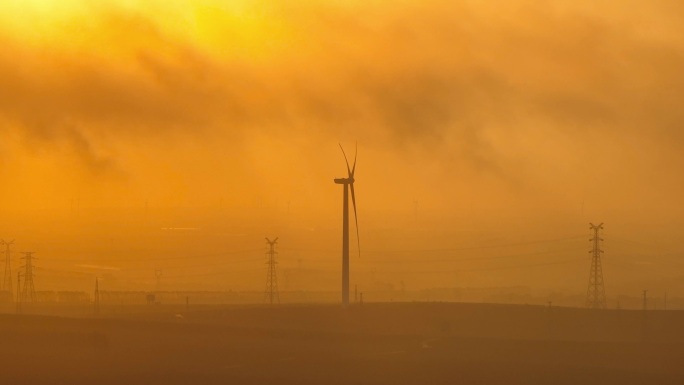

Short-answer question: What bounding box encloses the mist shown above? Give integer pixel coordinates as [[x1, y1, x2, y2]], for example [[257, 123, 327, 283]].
[[3, 3, 684, 385], [0, 0, 683, 296]]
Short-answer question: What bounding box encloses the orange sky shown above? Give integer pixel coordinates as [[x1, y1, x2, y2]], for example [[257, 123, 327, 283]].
[[0, 1, 683, 296]]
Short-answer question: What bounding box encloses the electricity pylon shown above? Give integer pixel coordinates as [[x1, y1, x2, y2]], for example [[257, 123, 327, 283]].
[[20, 252, 36, 303], [15, 272, 21, 313], [586, 223, 606, 309], [1, 239, 14, 296], [155, 269, 162, 292], [94, 277, 100, 316], [264, 237, 280, 305]]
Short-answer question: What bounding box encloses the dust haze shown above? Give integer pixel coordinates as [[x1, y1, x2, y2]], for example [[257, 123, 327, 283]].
[[3, 1, 684, 384], [0, 0, 683, 303]]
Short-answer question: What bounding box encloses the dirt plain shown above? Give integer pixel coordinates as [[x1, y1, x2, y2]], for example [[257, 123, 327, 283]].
[[1, 302, 683, 384]]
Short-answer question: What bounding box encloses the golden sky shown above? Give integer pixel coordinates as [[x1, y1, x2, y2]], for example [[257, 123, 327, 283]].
[[1, 1, 683, 295]]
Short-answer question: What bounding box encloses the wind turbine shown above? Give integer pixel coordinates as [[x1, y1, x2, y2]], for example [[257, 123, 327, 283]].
[[334, 143, 360, 306]]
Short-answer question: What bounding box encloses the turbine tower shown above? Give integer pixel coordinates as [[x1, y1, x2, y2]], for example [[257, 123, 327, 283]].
[[586, 223, 606, 309], [334, 144, 360, 306]]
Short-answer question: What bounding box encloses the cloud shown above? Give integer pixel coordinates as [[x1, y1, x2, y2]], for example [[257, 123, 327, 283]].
[[0, 0, 683, 212], [3, 1, 684, 292]]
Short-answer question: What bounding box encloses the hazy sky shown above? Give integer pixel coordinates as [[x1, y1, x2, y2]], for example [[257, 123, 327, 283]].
[[0, 1, 683, 296]]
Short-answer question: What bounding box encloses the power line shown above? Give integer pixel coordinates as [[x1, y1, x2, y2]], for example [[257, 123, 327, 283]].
[[33, 255, 265, 277], [361, 247, 587, 264], [43, 248, 263, 264], [371, 257, 583, 275], [278, 235, 586, 255]]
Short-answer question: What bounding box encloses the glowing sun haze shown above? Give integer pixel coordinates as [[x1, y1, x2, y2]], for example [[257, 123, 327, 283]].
[[1, 0, 683, 293]]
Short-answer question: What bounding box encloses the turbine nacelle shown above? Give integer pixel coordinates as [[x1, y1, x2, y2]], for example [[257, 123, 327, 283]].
[[333, 177, 354, 184]]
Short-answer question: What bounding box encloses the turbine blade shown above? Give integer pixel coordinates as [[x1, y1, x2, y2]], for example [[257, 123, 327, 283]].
[[339, 143, 352, 176], [350, 183, 360, 257], [351, 142, 357, 177]]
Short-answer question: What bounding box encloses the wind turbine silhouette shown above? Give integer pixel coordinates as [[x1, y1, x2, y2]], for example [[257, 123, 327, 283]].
[[334, 143, 360, 306]]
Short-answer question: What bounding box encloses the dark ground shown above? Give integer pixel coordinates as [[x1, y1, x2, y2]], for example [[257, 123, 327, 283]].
[[1, 303, 683, 384]]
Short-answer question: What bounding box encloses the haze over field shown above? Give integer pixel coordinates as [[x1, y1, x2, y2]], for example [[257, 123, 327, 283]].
[[0, 0, 683, 296]]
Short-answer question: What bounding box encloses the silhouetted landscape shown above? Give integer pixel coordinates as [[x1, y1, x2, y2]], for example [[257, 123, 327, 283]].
[[2, 303, 684, 384], [3, 0, 684, 384]]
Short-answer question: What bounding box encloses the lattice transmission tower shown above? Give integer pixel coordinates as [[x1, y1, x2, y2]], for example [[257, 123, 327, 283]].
[[1, 239, 14, 296], [94, 277, 100, 316], [20, 252, 36, 303], [586, 223, 606, 309], [16, 272, 21, 314], [264, 237, 280, 305], [155, 269, 163, 292]]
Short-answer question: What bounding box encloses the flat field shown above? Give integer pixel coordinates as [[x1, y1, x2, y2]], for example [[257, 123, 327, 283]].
[[1, 303, 683, 384]]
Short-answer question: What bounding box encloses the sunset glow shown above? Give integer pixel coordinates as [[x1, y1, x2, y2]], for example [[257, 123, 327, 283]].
[[0, 0, 683, 296]]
